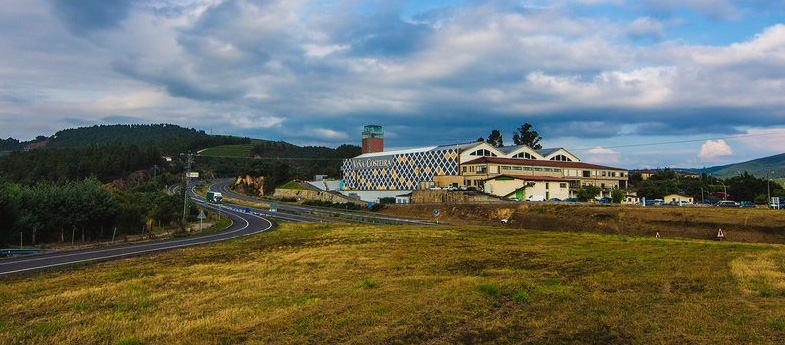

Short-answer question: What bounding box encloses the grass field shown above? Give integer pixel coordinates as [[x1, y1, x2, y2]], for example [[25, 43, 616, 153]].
[[2, 223, 785, 344], [198, 144, 254, 157]]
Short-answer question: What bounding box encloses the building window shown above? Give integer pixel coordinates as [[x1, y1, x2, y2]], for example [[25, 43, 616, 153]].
[[462, 166, 467, 173], [512, 152, 536, 159], [469, 149, 497, 157], [524, 167, 532, 171], [582, 170, 591, 177], [554, 169, 561, 172], [476, 166, 487, 173], [602, 171, 607, 177], [559, 183, 567, 188], [545, 183, 550, 190], [544, 168, 552, 172], [550, 154, 572, 162], [534, 167, 542, 171], [513, 167, 522, 170], [501, 166, 511, 170]]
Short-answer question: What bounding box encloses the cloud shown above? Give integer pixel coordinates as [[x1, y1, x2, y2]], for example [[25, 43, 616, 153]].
[[698, 139, 733, 160], [313, 128, 349, 140], [49, 0, 134, 36], [584, 146, 621, 164], [228, 115, 284, 129], [626, 17, 664, 40]]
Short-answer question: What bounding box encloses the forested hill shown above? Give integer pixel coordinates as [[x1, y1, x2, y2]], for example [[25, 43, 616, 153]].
[[46, 124, 250, 154], [683, 152, 785, 179]]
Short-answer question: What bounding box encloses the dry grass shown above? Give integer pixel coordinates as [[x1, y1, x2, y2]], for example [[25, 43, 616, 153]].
[[2, 223, 785, 344]]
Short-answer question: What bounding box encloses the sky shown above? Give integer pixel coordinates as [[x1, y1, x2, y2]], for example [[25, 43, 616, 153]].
[[1, 0, 784, 169]]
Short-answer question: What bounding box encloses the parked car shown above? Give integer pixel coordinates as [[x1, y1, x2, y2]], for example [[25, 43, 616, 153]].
[[717, 200, 739, 207], [564, 198, 578, 203], [548, 198, 563, 202], [526, 195, 546, 202], [739, 201, 755, 208], [596, 197, 612, 204]]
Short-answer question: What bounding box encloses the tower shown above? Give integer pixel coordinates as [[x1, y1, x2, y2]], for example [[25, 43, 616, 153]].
[[362, 125, 383, 153]]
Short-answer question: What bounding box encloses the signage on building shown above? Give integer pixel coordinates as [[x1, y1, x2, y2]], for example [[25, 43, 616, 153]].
[[352, 157, 394, 170], [187, 172, 199, 178]]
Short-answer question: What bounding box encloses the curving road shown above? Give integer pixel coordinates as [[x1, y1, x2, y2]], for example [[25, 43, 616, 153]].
[[211, 179, 435, 225], [0, 188, 274, 276]]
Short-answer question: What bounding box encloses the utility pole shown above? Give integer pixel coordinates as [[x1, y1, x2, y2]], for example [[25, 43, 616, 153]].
[[768, 171, 772, 207], [182, 152, 193, 227]]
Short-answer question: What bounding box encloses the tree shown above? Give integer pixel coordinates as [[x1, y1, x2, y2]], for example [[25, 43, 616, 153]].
[[486, 130, 503, 147], [611, 189, 626, 203], [512, 123, 543, 149], [575, 185, 601, 201]]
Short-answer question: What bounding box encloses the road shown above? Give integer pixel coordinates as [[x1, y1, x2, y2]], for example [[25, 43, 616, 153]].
[[0, 189, 274, 276], [210, 179, 435, 225]]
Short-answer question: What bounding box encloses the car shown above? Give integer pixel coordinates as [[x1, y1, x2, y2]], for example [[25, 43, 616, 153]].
[[509, 197, 521, 202], [717, 200, 738, 207], [739, 201, 755, 208], [596, 197, 612, 204], [526, 195, 546, 202], [564, 198, 578, 203], [548, 198, 562, 202]]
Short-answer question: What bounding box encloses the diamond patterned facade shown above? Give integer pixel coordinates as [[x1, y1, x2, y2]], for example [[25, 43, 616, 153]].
[[341, 148, 459, 191]]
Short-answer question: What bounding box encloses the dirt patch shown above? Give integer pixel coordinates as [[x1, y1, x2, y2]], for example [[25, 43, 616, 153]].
[[381, 203, 785, 244]]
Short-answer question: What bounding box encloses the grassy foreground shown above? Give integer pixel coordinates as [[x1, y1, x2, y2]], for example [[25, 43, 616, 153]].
[[2, 223, 785, 344]]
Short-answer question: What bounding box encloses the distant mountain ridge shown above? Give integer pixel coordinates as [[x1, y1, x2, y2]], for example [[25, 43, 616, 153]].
[[681, 152, 785, 179]]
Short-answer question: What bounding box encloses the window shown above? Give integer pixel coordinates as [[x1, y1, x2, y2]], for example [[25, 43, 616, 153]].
[[582, 170, 591, 177], [534, 167, 542, 171], [544, 168, 552, 172], [523, 167, 532, 171], [501, 166, 511, 170], [462, 166, 467, 173], [550, 154, 572, 162], [512, 166, 522, 170], [545, 183, 550, 190], [512, 152, 536, 159], [602, 171, 607, 177], [476, 166, 487, 173], [469, 149, 497, 157], [560, 183, 567, 188], [554, 168, 561, 172]]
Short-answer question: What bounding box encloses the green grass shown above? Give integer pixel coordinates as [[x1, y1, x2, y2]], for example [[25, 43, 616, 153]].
[[2, 223, 785, 344], [198, 144, 253, 157], [278, 180, 307, 190]]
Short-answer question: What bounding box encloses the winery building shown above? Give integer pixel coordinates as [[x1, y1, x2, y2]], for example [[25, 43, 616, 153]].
[[340, 125, 628, 202]]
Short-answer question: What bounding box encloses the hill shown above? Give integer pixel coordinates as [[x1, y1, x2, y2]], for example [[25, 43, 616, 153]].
[[684, 152, 785, 179], [3, 222, 785, 344]]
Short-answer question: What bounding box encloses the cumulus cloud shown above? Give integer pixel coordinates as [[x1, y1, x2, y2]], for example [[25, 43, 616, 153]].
[[584, 146, 621, 164], [313, 128, 349, 140], [698, 139, 733, 160], [626, 17, 664, 40]]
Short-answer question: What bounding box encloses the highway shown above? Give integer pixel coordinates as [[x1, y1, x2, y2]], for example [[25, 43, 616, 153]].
[[210, 179, 435, 225], [0, 188, 274, 276]]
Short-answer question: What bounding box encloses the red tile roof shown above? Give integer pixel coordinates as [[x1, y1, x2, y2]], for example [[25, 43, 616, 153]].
[[462, 156, 625, 171]]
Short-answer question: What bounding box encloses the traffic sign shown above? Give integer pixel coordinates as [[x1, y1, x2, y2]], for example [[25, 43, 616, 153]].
[[433, 209, 439, 216], [197, 210, 206, 220]]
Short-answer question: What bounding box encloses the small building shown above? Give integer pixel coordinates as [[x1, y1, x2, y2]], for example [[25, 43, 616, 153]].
[[664, 194, 693, 204], [622, 192, 640, 205]]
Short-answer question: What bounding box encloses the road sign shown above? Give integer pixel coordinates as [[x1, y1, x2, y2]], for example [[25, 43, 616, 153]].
[[187, 172, 199, 178], [367, 202, 373, 210], [433, 209, 439, 216], [197, 210, 206, 220]]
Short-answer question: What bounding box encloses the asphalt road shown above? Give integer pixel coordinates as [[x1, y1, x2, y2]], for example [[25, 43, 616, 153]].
[[0, 191, 274, 277], [211, 179, 435, 225]]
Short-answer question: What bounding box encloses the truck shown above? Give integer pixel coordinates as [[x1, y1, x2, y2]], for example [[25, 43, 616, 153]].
[[206, 192, 223, 204]]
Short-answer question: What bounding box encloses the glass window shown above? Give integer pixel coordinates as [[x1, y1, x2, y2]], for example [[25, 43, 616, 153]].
[[559, 183, 567, 188]]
